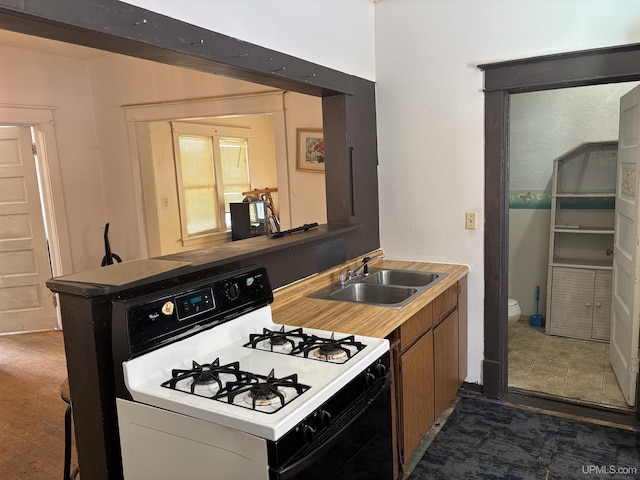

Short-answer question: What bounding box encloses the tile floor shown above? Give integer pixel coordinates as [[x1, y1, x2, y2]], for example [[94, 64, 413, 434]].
[[508, 318, 630, 408]]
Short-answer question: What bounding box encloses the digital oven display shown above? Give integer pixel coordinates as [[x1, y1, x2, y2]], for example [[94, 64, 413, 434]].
[[175, 288, 215, 320]]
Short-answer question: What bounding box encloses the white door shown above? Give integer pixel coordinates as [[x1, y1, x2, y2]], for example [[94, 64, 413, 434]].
[[0, 126, 57, 333], [611, 85, 640, 406]]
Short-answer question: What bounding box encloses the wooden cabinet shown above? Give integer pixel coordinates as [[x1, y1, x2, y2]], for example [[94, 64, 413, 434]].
[[399, 329, 434, 462], [546, 142, 616, 341], [392, 278, 467, 465], [547, 267, 612, 341], [434, 309, 459, 415]]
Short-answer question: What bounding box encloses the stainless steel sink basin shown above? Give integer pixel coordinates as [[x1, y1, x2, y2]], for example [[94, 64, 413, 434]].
[[329, 283, 418, 306], [361, 269, 442, 287], [307, 268, 448, 308]]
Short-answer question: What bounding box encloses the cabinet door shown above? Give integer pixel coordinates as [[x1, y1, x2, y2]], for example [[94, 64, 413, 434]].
[[433, 310, 459, 416], [592, 270, 612, 341], [549, 267, 595, 340], [399, 329, 434, 463]]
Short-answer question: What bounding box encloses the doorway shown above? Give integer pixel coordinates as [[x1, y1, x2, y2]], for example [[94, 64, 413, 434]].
[[507, 83, 636, 409], [0, 106, 71, 333], [481, 44, 640, 421]]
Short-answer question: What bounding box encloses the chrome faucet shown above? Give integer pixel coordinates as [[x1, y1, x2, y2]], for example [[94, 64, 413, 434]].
[[338, 254, 385, 286]]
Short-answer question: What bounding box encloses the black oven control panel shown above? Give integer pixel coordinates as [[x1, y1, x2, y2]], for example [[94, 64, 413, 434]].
[[112, 265, 273, 359]]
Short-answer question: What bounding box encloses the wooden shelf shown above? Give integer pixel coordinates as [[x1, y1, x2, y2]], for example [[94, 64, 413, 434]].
[[547, 141, 617, 342], [553, 227, 614, 234], [551, 259, 613, 269], [555, 193, 615, 198]]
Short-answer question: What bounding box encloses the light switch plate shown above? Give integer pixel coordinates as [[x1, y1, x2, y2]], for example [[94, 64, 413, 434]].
[[465, 212, 477, 230]]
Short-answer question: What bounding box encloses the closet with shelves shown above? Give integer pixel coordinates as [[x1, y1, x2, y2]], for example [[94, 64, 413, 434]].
[[546, 141, 617, 341]]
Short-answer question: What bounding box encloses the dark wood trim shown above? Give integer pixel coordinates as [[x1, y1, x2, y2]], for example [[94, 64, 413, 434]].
[[480, 43, 640, 92], [0, 1, 352, 97], [58, 294, 122, 479], [506, 390, 638, 428], [480, 45, 640, 423], [482, 90, 509, 399]]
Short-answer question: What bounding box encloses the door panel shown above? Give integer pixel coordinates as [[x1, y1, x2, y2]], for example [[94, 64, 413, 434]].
[[0, 126, 56, 333], [612, 86, 640, 406]]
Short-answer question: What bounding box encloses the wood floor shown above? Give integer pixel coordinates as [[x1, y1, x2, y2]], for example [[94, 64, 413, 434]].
[[0, 330, 74, 480]]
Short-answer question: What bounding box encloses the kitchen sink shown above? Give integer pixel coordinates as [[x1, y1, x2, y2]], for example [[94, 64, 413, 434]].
[[361, 269, 442, 287], [308, 268, 448, 308], [329, 283, 418, 306]]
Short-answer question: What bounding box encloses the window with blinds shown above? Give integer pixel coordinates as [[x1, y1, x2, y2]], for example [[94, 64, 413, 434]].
[[172, 122, 251, 239], [219, 137, 250, 228]]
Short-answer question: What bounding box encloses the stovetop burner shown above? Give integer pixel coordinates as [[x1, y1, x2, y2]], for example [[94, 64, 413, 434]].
[[245, 326, 309, 353], [161, 359, 311, 414], [291, 333, 366, 363], [224, 369, 309, 410], [244, 327, 366, 364], [162, 359, 249, 395]]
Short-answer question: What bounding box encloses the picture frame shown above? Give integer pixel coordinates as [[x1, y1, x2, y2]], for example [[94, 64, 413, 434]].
[[296, 128, 325, 172]]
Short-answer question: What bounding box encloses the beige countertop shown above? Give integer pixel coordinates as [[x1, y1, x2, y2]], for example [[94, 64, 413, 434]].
[[271, 253, 469, 339]]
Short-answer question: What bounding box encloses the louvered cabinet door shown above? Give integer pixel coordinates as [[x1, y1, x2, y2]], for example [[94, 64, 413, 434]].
[[592, 270, 612, 341], [548, 266, 595, 340]]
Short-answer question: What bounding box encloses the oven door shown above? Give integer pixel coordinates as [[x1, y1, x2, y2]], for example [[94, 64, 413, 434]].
[[269, 369, 394, 480]]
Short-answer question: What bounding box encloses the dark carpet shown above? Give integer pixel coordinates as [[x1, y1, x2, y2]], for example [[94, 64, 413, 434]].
[[409, 396, 640, 480]]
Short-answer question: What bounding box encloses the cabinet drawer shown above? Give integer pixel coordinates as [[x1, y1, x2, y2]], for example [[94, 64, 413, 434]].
[[433, 284, 458, 326], [400, 303, 433, 351]]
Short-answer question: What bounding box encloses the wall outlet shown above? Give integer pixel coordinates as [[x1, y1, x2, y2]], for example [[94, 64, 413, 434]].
[[465, 211, 477, 230]]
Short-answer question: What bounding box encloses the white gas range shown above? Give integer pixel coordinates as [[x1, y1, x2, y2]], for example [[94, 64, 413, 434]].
[[112, 265, 394, 480]]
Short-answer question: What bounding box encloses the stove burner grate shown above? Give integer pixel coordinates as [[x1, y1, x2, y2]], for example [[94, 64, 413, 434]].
[[291, 333, 366, 363], [216, 369, 310, 411], [245, 326, 309, 352], [161, 359, 311, 413], [161, 358, 248, 394]]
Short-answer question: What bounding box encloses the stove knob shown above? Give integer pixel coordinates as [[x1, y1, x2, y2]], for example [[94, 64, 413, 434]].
[[227, 283, 240, 300], [373, 362, 387, 378], [318, 409, 332, 427], [365, 371, 375, 386], [301, 423, 315, 442]]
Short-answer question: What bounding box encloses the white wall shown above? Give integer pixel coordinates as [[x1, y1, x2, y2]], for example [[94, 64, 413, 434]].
[[374, 0, 640, 384], [0, 44, 104, 273], [284, 93, 327, 227]]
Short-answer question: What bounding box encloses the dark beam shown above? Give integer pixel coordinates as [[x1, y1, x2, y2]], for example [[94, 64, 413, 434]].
[[0, 0, 352, 96], [480, 43, 640, 92]]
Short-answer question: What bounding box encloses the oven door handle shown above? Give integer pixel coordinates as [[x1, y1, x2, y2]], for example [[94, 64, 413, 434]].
[[273, 372, 391, 480]]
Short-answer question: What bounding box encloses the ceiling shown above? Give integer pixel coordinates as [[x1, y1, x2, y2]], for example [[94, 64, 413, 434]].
[[0, 28, 107, 59]]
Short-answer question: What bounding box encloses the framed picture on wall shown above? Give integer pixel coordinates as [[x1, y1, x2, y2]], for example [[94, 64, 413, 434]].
[[296, 129, 325, 172]]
